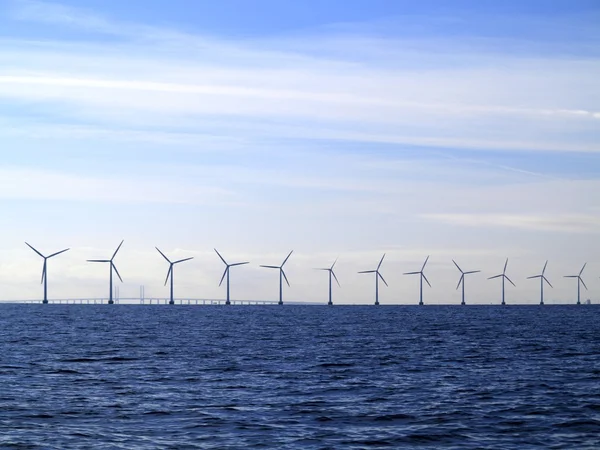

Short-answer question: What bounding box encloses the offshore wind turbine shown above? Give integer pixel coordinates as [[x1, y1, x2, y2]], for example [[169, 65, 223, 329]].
[[488, 258, 515, 305], [564, 263, 587, 305], [156, 247, 194, 305], [315, 258, 340, 306], [25, 242, 69, 304], [261, 251, 293, 305], [215, 249, 249, 305], [453, 260, 480, 305], [404, 256, 431, 305], [358, 253, 387, 306], [87, 240, 124, 305], [527, 261, 553, 305]]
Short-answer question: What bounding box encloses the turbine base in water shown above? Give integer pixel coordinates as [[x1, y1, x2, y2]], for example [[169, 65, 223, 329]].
[[108, 300, 114, 305]]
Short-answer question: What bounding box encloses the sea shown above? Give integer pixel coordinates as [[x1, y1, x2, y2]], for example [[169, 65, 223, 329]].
[[0, 304, 599, 449]]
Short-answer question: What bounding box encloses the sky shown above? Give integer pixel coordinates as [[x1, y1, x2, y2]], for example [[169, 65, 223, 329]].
[[0, 0, 599, 305]]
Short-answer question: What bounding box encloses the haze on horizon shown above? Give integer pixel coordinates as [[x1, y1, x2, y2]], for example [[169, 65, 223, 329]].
[[0, 0, 599, 305]]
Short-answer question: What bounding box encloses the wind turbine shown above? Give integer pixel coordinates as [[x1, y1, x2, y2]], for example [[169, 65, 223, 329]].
[[315, 258, 340, 305], [261, 251, 293, 305], [404, 256, 431, 305], [564, 263, 587, 305], [488, 258, 515, 305], [358, 253, 387, 306], [215, 249, 249, 305], [156, 247, 194, 305], [87, 240, 124, 305], [25, 242, 69, 304], [453, 260, 480, 305], [527, 261, 553, 305]]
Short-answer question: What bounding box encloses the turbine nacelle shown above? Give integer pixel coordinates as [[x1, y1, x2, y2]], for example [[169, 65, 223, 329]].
[[488, 258, 515, 287], [215, 248, 249, 286]]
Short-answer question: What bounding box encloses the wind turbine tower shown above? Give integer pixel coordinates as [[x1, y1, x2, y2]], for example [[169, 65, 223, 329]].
[[488, 258, 515, 305], [453, 260, 480, 305], [316, 258, 340, 305], [564, 263, 587, 305], [215, 249, 249, 305], [87, 240, 124, 305], [358, 254, 387, 305], [261, 251, 293, 305], [25, 242, 69, 304], [404, 256, 431, 305], [527, 261, 553, 305], [156, 247, 194, 305]]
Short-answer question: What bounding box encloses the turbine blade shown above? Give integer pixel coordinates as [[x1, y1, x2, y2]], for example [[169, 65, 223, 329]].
[[564, 275, 578, 278], [488, 274, 502, 280], [527, 275, 541, 279], [543, 276, 553, 288], [331, 258, 338, 270], [421, 255, 430, 271], [404, 271, 420, 275], [332, 270, 340, 287], [230, 262, 249, 267], [282, 250, 294, 267], [281, 269, 290, 287], [378, 271, 388, 287], [456, 274, 464, 290], [542, 260, 548, 275], [377, 253, 386, 270], [422, 273, 432, 288], [87, 259, 110, 263], [112, 240, 124, 260], [112, 263, 123, 283], [579, 263, 587, 276], [503, 258, 508, 274], [41, 260, 46, 284], [174, 257, 194, 264], [219, 267, 228, 286], [580, 277, 588, 290], [214, 248, 227, 265], [261, 265, 279, 269], [506, 276, 516, 287], [358, 270, 376, 274], [25, 242, 44, 258], [48, 248, 69, 258], [465, 270, 481, 275], [315, 268, 329, 271], [164, 266, 172, 286], [452, 259, 463, 273], [156, 247, 171, 263]]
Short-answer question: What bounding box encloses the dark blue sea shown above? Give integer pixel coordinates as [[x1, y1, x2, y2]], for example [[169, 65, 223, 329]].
[[1, 304, 599, 449]]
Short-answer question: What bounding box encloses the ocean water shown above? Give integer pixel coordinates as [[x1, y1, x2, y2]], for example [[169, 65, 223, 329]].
[[0, 304, 599, 449]]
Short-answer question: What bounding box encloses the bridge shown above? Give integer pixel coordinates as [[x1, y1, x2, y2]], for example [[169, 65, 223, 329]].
[[1, 298, 286, 305]]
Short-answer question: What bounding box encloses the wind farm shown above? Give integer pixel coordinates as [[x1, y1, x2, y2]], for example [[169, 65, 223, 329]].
[[10, 246, 599, 306]]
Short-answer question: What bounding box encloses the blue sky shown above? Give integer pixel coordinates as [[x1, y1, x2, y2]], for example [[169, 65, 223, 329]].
[[0, 0, 599, 304]]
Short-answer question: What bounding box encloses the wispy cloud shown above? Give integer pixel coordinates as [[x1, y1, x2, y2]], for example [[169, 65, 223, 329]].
[[0, 1, 598, 154], [422, 213, 600, 233]]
